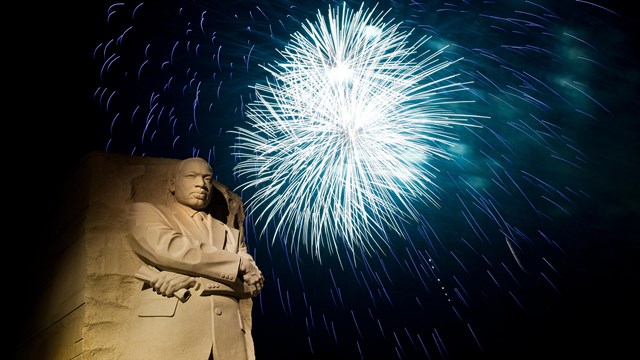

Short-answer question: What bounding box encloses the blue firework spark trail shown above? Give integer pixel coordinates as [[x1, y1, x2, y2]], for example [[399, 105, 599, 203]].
[[91, 0, 626, 358]]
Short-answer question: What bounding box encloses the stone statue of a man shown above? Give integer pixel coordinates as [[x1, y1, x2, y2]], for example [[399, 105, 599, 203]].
[[125, 157, 264, 360]]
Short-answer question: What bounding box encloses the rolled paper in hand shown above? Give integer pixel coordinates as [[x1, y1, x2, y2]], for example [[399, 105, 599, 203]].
[[134, 264, 191, 302]]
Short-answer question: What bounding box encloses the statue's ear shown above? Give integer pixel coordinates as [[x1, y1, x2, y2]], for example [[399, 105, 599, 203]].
[[168, 178, 176, 193]]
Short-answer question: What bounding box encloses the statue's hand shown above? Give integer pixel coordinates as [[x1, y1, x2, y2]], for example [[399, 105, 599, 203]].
[[151, 270, 197, 298], [239, 258, 265, 294]]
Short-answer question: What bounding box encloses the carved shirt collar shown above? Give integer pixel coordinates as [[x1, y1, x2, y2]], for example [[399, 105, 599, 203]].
[[169, 200, 206, 219]]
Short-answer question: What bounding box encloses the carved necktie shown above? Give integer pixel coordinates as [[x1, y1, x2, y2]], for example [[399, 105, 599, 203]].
[[193, 211, 210, 239]]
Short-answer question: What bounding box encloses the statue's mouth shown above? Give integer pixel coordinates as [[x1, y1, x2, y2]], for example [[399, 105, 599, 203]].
[[193, 192, 208, 200]]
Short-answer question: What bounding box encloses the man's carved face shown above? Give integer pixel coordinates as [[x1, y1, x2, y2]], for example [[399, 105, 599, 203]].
[[171, 158, 214, 210]]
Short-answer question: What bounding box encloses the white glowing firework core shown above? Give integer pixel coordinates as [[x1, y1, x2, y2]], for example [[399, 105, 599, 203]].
[[232, 3, 478, 261]]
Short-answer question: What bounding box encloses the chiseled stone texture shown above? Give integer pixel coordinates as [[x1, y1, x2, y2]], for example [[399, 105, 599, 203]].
[[17, 151, 252, 360]]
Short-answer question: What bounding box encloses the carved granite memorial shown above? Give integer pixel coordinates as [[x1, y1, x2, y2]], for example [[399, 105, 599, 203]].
[[16, 152, 262, 360]]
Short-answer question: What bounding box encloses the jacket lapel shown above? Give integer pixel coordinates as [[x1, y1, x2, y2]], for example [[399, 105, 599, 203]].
[[207, 217, 228, 250], [225, 227, 240, 253], [167, 203, 237, 252], [168, 205, 204, 243]]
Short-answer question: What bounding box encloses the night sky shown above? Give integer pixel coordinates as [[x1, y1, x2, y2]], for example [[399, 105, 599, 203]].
[[23, 1, 639, 359]]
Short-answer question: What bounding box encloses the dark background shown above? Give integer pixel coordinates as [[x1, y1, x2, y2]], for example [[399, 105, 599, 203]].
[[19, 1, 639, 359]]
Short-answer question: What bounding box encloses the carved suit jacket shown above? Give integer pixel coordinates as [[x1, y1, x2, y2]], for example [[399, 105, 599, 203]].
[[125, 201, 256, 360]]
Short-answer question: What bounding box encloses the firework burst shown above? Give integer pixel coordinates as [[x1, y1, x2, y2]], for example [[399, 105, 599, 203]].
[[232, 2, 482, 261]]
